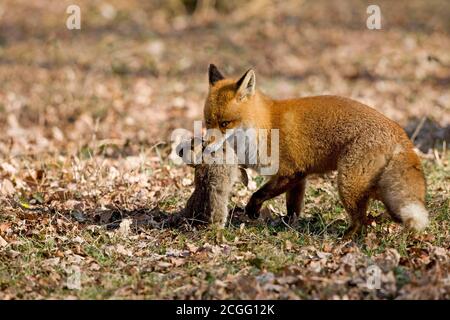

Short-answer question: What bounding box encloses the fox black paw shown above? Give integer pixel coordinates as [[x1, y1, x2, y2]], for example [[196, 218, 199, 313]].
[[245, 206, 260, 220]]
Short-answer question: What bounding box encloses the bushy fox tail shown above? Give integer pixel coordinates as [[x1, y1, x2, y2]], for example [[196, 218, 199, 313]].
[[397, 202, 429, 231], [377, 147, 429, 231]]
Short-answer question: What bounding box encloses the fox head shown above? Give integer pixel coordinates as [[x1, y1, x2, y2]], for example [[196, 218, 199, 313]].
[[204, 64, 257, 133]]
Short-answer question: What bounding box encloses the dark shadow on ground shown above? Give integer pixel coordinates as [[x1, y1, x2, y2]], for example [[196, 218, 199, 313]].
[[67, 204, 348, 238], [65, 202, 394, 245], [404, 118, 450, 153], [69, 206, 191, 231]]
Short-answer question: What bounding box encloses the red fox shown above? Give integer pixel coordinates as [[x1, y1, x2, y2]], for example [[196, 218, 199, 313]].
[[203, 64, 429, 238]]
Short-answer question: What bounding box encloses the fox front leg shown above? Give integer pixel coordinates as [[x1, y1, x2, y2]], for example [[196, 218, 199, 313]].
[[245, 173, 306, 219]]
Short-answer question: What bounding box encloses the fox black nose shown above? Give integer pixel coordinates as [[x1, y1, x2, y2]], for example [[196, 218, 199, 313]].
[[176, 144, 184, 158]]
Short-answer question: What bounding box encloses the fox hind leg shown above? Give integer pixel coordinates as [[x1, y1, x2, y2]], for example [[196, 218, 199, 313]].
[[286, 177, 307, 223], [337, 154, 382, 239], [340, 193, 370, 240]]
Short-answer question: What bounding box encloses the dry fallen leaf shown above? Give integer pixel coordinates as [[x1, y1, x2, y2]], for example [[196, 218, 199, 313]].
[[118, 218, 132, 237], [170, 257, 186, 267], [157, 261, 172, 269], [89, 263, 101, 271], [0, 223, 10, 234], [181, 178, 192, 186], [42, 257, 60, 267], [0, 235, 8, 247], [186, 242, 199, 253], [285, 240, 293, 251], [0, 179, 15, 196], [115, 244, 133, 256]]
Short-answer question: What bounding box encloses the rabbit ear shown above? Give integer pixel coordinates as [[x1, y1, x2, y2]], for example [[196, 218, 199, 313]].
[[238, 167, 249, 187]]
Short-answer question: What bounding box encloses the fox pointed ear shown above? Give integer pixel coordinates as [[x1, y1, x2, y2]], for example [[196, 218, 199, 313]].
[[236, 69, 256, 101], [208, 64, 224, 86]]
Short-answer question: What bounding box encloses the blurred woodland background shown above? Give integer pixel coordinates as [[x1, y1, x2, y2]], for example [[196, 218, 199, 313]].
[[0, 0, 449, 299]]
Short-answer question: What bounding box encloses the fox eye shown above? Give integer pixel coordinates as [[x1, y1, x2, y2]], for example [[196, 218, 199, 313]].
[[220, 121, 230, 128]]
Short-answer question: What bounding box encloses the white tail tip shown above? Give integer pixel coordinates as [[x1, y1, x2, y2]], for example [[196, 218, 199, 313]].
[[399, 203, 429, 231]]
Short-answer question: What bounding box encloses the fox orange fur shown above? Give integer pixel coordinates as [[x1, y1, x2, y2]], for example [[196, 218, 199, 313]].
[[204, 64, 429, 238]]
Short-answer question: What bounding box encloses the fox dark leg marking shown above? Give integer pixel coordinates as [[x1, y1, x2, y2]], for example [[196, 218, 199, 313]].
[[337, 169, 372, 239], [246, 173, 305, 219], [286, 177, 307, 222], [341, 196, 369, 239]]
